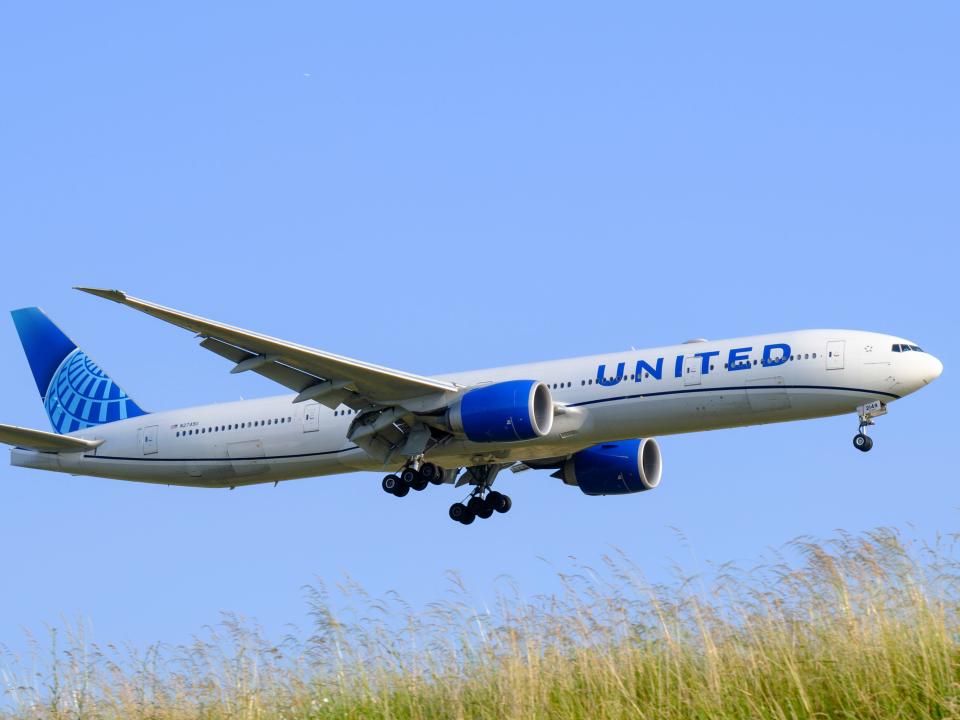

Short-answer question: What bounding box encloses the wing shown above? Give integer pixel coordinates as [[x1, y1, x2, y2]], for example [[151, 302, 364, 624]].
[[75, 288, 460, 412], [0, 423, 103, 453]]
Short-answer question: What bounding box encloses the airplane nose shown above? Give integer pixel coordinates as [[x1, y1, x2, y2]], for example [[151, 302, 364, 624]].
[[927, 355, 944, 382]]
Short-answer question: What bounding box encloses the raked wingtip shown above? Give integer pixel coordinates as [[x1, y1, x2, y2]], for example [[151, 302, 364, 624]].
[[74, 287, 127, 303]]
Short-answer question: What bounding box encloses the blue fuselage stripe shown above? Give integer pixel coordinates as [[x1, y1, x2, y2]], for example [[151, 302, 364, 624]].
[[85, 446, 359, 463], [567, 384, 900, 408]]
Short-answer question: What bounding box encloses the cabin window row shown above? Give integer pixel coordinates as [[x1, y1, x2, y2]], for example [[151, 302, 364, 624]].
[[724, 352, 818, 369], [176, 416, 294, 437]]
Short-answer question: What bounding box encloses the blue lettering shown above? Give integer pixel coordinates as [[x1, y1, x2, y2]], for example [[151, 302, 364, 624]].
[[674, 355, 684, 378], [634, 357, 663, 382], [762, 343, 791, 367], [695, 350, 720, 374], [728, 346, 752, 371], [596, 361, 626, 387]]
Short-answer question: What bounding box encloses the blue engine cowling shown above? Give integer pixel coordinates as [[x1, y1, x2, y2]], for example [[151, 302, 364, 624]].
[[448, 380, 554, 442], [561, 439, 662, 496]]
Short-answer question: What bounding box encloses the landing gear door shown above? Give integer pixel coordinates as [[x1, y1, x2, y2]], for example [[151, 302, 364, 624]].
[[826, 340, 845, 370], [683, 356, 702, 386], [302, 402, 320, 433], [139, 425, 159, 455]]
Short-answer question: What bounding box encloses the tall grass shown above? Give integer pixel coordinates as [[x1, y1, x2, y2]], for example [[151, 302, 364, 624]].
[[3, 527, 960, 719]]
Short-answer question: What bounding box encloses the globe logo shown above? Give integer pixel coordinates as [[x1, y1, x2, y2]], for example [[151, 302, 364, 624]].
[[44, 349, 145, 434]]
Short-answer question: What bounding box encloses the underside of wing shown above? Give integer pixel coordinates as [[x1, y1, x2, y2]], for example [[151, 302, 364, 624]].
[[75, 288, 460, 411], [0, 423, 103, 453], [75, 287, 469, 466]]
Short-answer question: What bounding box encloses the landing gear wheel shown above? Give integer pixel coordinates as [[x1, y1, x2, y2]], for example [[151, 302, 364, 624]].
[[394, 482, 410, 497], [449, 503, 474, 525], [420, 462, 444, 485], [486, 491, 511, 513], [853, 433, 873, 452], [467, 496, 485, 515], [401, 467, 428, 491], [382, 474, 402, 495]]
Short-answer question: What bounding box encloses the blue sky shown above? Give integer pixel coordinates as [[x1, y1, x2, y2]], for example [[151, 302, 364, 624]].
[[0, 2, 956, 655]]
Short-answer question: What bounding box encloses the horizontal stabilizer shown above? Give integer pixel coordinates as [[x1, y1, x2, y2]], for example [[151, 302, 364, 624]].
[[0, 423, 103, 453]]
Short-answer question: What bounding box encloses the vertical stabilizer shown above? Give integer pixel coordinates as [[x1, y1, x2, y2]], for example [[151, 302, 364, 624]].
[[11, 307, 146, 434]]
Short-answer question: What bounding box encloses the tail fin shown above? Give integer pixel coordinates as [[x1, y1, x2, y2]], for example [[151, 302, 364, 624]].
[[11, 307, 147, 434]]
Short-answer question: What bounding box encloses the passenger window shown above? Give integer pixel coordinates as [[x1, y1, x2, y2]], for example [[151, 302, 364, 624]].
[[812, 353, 817, 359]]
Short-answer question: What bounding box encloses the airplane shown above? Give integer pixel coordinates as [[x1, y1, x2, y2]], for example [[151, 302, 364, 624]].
[[0, 288, 943, 525]]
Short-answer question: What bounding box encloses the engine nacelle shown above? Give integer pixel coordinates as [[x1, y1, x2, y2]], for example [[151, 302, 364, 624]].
[[561, 438, 662, 496], [448, 380, 554, 443]]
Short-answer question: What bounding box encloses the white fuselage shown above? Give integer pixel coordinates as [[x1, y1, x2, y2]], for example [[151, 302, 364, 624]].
[[11, 329, 943, 487]]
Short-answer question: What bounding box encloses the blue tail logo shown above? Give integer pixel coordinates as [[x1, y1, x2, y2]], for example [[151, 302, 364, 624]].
[[11, 307, 146, 434]]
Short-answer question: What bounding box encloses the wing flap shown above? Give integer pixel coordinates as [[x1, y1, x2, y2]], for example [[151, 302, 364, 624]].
[[199, 337, 360, 409], [0, 423, 103, 453], [75, 288, 458, 405]]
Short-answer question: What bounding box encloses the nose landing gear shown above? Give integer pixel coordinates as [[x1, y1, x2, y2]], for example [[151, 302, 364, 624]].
[[853, 400, 887, 453]]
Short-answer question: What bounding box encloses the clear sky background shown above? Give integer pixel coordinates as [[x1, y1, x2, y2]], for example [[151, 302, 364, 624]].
[[0, 3, 956, 656]]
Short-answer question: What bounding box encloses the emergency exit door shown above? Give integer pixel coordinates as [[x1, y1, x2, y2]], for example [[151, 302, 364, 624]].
[[302, 402, 320, 433], [139, 425, 159, 455], [683, 356, 702, 386], [826, 340, 845, 370]]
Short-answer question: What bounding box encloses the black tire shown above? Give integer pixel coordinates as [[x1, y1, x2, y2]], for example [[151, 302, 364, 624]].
[[421, 462, 443, 484], [382, 474, 401, 495], [477, 507, 494, 520], [412, 477, 429, 491], [467, 496, 485, 514], [853, 433, 872, 452], [862, 435, 874, 452], [486, 491, 504, 511], [394, 482, 410, 497], [401, 467, 420, 486], [460, 510, 476, 525], [449, 503, 467, 522], [497, 495, 512, 514]]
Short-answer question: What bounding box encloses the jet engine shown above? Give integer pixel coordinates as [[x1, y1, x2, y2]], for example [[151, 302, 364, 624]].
[[558, 438, 662, 496], [448, 379, 554, 442]]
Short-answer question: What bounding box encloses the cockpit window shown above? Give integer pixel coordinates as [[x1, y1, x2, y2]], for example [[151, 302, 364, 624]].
[[892, 344, 902, 352], [892, 343, 925, 353], [910, 345, 924, 352]]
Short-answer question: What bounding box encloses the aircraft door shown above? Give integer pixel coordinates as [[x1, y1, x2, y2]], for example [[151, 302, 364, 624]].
[[683, 356, 702, 386], [139, 425, 159, 455], [826, 340, 845, 370], [302, 402, 320, 433]]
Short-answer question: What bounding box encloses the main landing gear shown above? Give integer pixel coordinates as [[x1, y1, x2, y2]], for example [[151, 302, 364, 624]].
[[448, 488, 512, 526], [853, 400, 887, 453], [381, 462, 445, 497], [381, 461, 514, 525]]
